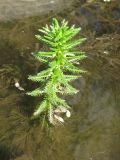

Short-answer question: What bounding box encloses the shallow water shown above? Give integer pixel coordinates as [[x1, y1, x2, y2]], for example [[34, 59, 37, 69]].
[[0, 1, 120, 160]]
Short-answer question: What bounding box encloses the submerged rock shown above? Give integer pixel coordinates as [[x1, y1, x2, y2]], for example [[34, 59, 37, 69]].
[[0, 0, 75, 21], [79, 1, 120, 36]]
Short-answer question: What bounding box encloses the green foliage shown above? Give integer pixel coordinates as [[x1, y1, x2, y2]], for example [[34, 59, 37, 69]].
[[27, 18, 86, 124]]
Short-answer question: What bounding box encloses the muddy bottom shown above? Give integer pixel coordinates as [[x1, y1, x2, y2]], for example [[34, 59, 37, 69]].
[[0, 0, 120, 160]]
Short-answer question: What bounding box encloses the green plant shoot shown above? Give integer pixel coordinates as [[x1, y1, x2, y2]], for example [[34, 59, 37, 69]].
[[27, 18, 86, 125]]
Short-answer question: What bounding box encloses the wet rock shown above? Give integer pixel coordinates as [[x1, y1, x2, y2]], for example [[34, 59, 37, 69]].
[[0, 0, 75, 21]]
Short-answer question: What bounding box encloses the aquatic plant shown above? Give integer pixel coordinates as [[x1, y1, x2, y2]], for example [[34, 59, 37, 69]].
[[27, 18, 86, 124]]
